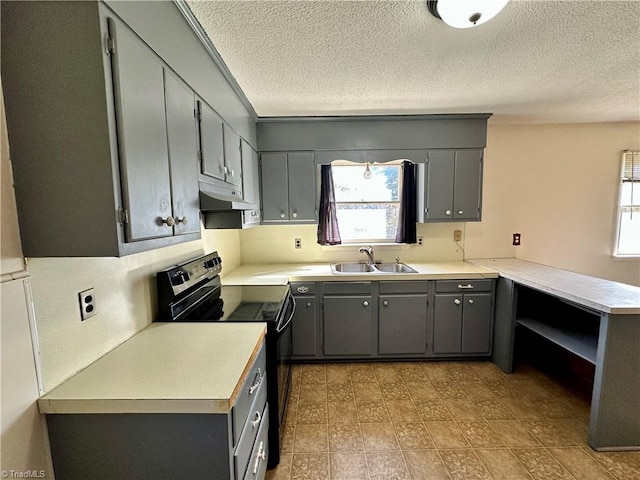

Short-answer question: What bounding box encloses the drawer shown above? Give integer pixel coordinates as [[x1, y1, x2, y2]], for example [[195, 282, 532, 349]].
[[243, 403, 269, 480], [436, 279, 493, 293], [232, 342, 267, 446], [234, 382, 267, 480], [379, 281, 429, 294], [323, 281, 372, 295], [291, 282, 316, 296]]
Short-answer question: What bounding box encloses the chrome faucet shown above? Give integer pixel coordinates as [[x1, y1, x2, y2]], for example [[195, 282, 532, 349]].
[[358, 245, 375, 265]]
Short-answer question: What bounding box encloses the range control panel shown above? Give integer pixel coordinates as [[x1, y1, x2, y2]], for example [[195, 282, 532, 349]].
[[159, 252, 223, 297]]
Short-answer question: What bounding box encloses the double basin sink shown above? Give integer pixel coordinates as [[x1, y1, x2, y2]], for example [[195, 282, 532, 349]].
[[331, 262, 417, 275]]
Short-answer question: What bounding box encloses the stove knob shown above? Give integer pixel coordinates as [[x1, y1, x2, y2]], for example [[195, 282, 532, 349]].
[[180, 271, 190, 283], [204, 259, 215, 269], [173, 274, 185, 285]]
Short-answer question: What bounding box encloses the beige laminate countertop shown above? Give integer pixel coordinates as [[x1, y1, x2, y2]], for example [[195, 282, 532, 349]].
[[38, 323, 266, 415], [221, 261, 499, 286], [468, 258, 640, 315]]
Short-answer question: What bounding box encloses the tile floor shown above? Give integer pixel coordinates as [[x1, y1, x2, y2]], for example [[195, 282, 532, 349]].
[[266, 361, 640, 480]]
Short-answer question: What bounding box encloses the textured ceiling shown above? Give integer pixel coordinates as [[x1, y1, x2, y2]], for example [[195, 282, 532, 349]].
[[186, 0, 640, 123]]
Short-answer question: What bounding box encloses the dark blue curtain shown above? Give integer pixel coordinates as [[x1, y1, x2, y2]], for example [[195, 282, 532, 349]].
[[317, 165, 342, 245], [395, 161, 417, 243]]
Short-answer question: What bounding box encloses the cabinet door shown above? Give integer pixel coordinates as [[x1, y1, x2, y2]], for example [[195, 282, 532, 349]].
[[110, 19, 172, 242], [424, 150, 455, 221], [379, 294, 428, 355], [198, 100, 225, 181], [292, 297, 317, 357], [241, 140, 261, 226], [287, 153, 316, 223], [461, 293, 492, 354], [164, 70, 200, 236], [260, 153, 289, 222], [453, 150, 482, 221], [433, 294, 463, 354], [323, 295, 374, 356], [223, 125, 242, 188]]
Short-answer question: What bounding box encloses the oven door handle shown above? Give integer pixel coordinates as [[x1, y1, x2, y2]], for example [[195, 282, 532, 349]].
[[276, 294, 295, 334]]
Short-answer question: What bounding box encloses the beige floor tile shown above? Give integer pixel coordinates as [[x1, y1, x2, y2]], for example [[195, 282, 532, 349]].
[[327, 383, 354, 402], [403, 449, 451, 480], [457, 380, 497, 400], [487, 420, 540, 447], [414, 399, 454, 421], [284, 400, 298, 425], [405, 381, 440, 400], [372, 364, 403, 383], [396, 363, 428, 382], [445, 364, 482, 382], [291, 453, 329, 480], [328, 423, 364, 452], [458, 420, 505, 447], [470, 361, 509, 383], [327, 401, 359, 424], [301, 365, 327, 385], [353, 383, 383, 403], [535, 398, 575, 419], [483, 379, 522, 398], [522, 419, 585, 447], [326, 365, 351, 384], [329, 452, 370, 480], [385, 399, 422, 423], [585, 449, 640, 480], [360, 422, 399, 451], [550, 447, 615, 480], [294, 424, 328, 453], [299, 384, 327, 405], [423, 421, 470, 449], [471, 398, 515, 420], [266, 452, 293, 480], [356, 401, 390, 423], [501, 396, 547, 419], [420, 363, 454, 382], [349, 363, 376, 383], [296, 402, 328, 424], [393, 422, 435, 449], [366, 451, 410, 480], [380, 382, 411, 400], [439, 449, 492, 480], [442, 399, 484, 421], [432, 381, 468, 399], [511, 447, 575, 480], [281, 424, 295, 453], [475, 448, 532, 480]]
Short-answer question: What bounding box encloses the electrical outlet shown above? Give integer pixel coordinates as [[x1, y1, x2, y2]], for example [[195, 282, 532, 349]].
[[454, 230, 462, 242], [513, 233, 521, 246], [78, 288, 97, 321], [417, 236, 423, 246], [294, 238, 302, 249]]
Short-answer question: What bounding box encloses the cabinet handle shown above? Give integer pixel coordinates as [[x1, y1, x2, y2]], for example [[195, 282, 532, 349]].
[[292, 211, 298, 218], [306, 302, 312, 308], [162, 216, 175, 227], [458, 210, 463, 215], [458, 284, 474, 289], [249, 368, 262, 394], [296, 286, 309, 294], [363, 301, 369, 307], [382, 300, 389, 307], [175, 217, 188, 225], [251, 410, 262, 428], [468, 299, 474, 304], [253, 441, 266, 475], [454, 298, 461, 305], [228, 169, 235, 177], [280, 212, 286, 218], [445, 209, 452, 216]]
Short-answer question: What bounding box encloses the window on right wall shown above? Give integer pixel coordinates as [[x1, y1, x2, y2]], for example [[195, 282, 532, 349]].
[[614, 150, 640, 256]]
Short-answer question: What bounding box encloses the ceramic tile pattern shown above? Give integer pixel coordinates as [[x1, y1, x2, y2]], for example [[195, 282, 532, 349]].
[[267, 361, 640, 480]]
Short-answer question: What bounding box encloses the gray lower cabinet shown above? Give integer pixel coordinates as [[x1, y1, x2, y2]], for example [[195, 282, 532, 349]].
[[323, 283, 376, 357], [419, 149, 483, 222], [378, 281, 429, 356], [45, 344, 268, 480], [1, 2, 201, 256], [290, 283, 319, 358], [260, 152, 316, 224], [433, 280, 494, 355]]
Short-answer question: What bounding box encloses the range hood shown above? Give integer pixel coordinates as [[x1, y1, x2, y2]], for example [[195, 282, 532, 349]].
[[199, 183, 257, 230]]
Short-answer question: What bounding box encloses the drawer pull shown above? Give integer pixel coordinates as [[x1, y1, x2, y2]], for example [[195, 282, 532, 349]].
[[454, 298, 461, 305], [249, 368, 262, 395], [253, 441, 266, 475], [458, 284, 474, 289], [251, 410, 262, 428], [469, 299, 474, 304], [296, 286, 309, 294]]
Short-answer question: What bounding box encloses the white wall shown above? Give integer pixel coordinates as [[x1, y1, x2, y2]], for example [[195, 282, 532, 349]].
[[468, 122, 640, 286]]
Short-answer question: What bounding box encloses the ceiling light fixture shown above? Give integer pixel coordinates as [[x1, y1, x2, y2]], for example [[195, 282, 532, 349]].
[[427, 0, 509, 29], [363, 162, 373, 180]]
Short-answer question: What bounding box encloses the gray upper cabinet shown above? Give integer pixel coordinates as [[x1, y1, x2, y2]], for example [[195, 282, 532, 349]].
[[260, 152, 316, 224], [198, 99, 226, 181], [223, 125, 243, 188], [419, 149, 483, 222], [1, 2, 201, 256], [241, 140, 261, 227]]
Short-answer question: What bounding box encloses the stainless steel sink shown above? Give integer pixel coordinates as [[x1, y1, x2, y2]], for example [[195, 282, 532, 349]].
[[331, 262, 417, 274], [331, 262, 376, 273], [373, 263, 418, 273]]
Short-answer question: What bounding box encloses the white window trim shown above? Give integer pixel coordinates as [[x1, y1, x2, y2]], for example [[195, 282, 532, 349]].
[[613, 150, 640, 258]]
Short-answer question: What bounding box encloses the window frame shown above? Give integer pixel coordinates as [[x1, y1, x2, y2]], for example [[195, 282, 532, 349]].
[[613, 150, 640, 258]]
